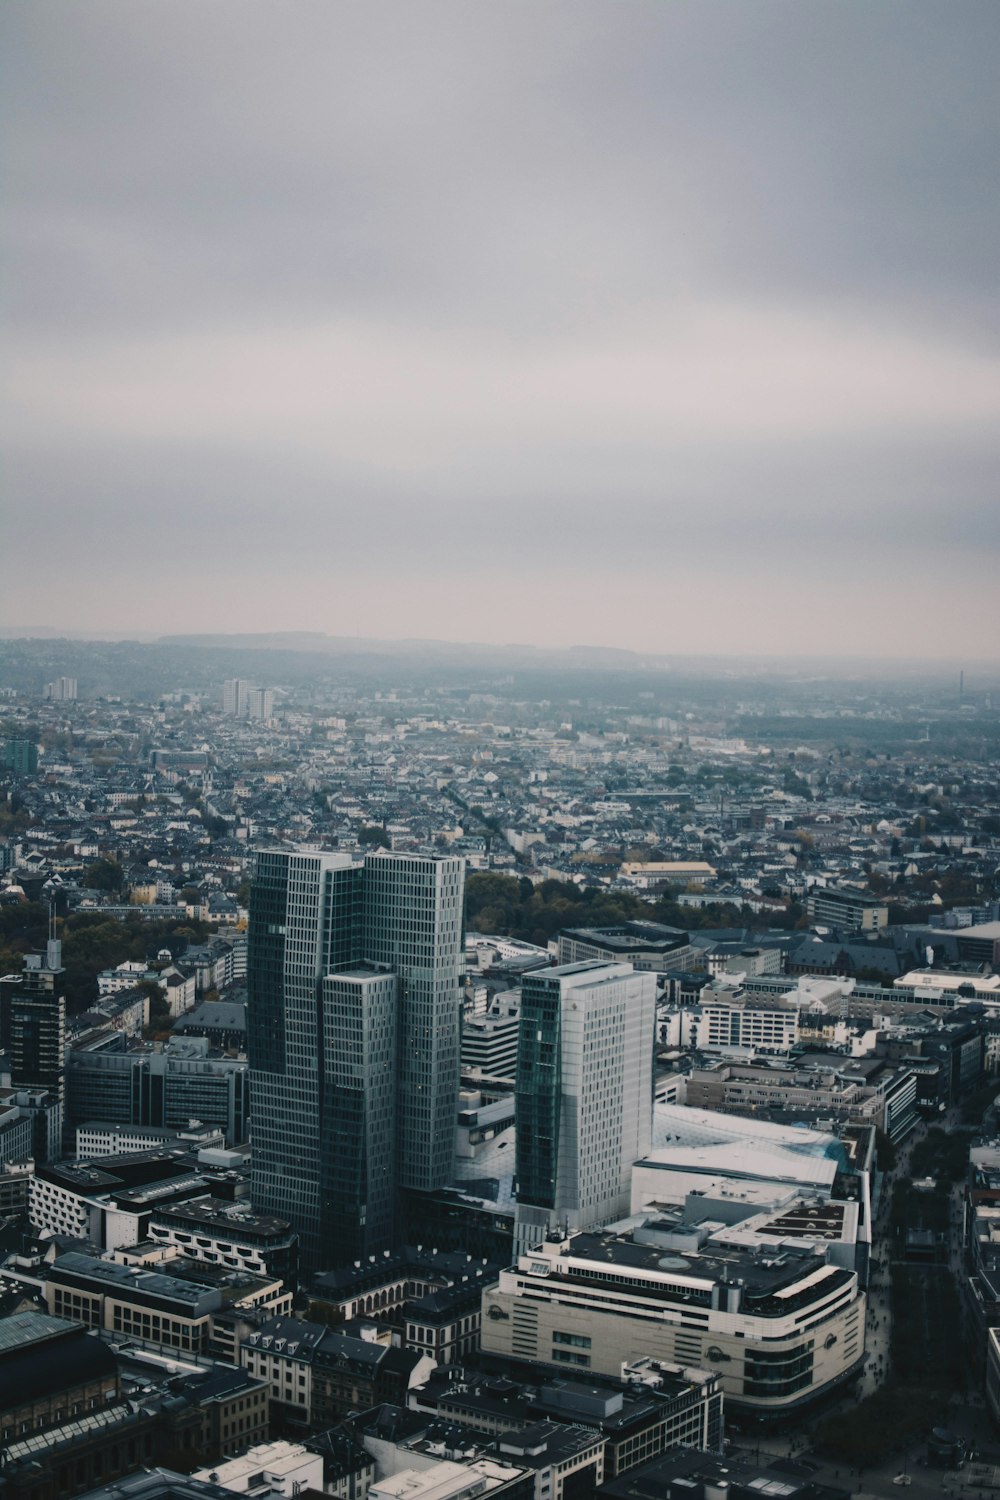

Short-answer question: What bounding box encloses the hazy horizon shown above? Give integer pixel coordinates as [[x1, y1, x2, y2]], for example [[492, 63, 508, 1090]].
[[1, 623, 998, 674], [4, 2, 999, 658]]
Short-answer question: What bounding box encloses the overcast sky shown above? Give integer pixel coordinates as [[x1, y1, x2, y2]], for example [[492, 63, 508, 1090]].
[[3, 1, 999, 658]]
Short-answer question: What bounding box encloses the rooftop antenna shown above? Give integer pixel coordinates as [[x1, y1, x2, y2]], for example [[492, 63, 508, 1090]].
[[41, 875, 63, 971]]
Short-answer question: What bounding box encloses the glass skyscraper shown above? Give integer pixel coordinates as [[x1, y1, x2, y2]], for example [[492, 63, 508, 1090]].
[[247, 849, 465, 1271]]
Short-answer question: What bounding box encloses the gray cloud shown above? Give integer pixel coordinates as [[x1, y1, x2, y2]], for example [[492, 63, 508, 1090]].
[[3, 0, 999, 655]]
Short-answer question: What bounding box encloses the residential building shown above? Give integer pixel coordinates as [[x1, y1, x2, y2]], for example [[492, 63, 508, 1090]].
[[222, 680, 253, 718], [240, 1314, 432, 1429], [246, 688, 275, 722], [3, 739, 39, 775], [805, 886, 888, 932]]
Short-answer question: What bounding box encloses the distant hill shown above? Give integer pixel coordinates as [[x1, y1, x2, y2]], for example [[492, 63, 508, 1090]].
[[156, 632, 661, 669]]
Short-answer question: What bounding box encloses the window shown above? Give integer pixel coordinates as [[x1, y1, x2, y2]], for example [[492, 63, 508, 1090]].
[[552, 1349, 590, 1367]]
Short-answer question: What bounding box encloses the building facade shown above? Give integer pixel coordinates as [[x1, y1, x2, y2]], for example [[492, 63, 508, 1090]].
[[482, 1225, 866, 1418], [248, 850, 465, 1271], [514, 962, 656, 1253]]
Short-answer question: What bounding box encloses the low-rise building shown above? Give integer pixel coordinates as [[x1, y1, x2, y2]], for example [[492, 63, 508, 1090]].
[[0, 1311, 120, 1445], [43, 1252, 223, 1353], [149, 1196, 298, 1286], [241, 1315, 434, 1429], [805, 885, 888, 932], [481, 1219, 866, 1418], [369, 1459, 533, 1500]]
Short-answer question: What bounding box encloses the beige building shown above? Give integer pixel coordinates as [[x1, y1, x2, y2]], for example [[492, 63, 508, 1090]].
[[482, 1222, 865, 1417]]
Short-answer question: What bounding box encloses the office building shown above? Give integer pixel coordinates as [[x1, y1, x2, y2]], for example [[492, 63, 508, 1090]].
[[43, 1253, 223, 1354], [410, 1362, 724, 1475], [2, 927, 67, 1159], [461, 993, 521, 1080], [148, 1195, 298, 1285], [363, 852, 465, 1192], [557, 922, 698, 973], [247, 850, 464, 1271], [514, 961, 656, 1253], [66, 1036, 250, 1146]]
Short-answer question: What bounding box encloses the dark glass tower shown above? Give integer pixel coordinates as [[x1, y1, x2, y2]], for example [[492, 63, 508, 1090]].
[[247, 849, 464, 1271]]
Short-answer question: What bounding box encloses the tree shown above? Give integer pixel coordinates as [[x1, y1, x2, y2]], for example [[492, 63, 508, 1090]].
[[139, 980, 170, 1027], [358, 825, 391, 849], [875, 1128, 897, 1173], [83, 857, 125, 892]]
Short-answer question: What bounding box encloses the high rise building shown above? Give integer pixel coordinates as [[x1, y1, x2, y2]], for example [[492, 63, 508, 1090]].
[[246, 687, 274, 721], [222, 678, 253, 716], [247, 849, 465, 1271], [363, 852, 465, 1193], [3, 739, 38, 776], [43, 677, 77, 702], [514, 960, 656, 1253], [4, 938, 66, 1104], [0, 917, 67, 1161]]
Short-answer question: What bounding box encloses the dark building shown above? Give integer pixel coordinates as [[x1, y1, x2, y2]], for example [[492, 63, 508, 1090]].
[[247, 850, 464, 1272], [66, 1035, 250, 1146], [1, 931, 67, 1161], [3, 740, 38, 777], [0, 1362, 269, 1500], [0, 1311, 119, 1446]]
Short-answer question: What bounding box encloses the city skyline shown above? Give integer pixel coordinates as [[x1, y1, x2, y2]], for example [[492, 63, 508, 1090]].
[[3, 1, 999, 659]]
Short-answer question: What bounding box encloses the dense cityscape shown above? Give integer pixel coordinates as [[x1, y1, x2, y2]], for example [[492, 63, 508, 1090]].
[[0, 637, 998, 1499], [4, 0, 999, 1495]]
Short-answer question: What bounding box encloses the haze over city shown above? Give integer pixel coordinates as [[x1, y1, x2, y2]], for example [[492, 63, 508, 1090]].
[[3, 1, 999, 659], [5, 8, 1000, 1483]]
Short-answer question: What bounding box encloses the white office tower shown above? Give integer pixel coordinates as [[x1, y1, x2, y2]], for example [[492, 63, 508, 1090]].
[[514, 960, 656, 1253]]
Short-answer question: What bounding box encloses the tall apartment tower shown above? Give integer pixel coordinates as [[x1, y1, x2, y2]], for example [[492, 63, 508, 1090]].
[[222, 678, 252, 717], [247, 849, 464, 1271], [514, 960, 656, 1253], [246, 687, 274, 721]]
